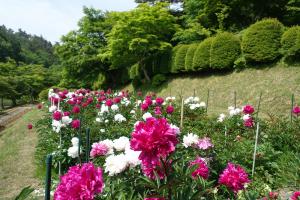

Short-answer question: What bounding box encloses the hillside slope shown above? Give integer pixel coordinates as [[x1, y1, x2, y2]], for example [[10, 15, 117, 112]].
[[125, 63, 300, 117]]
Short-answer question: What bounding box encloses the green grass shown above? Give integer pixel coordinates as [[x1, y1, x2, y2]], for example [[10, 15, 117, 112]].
[[0, 109, 43, 199], [124, 62, 300, 117]]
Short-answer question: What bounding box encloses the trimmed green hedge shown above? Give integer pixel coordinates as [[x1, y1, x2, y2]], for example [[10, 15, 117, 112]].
[[242, 19, 284, 63], [192, 37, 213, 70], [281, 26, 300, 59], [169, 45, 180, 73], [210, 32, 241, 69], [172, 44, 189, 73], [184, 43, 198, 71]]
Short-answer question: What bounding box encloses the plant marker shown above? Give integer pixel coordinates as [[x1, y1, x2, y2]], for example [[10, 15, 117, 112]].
[[58, 98, 60, 110], [58, 132, 62, 177], [290, 93, 294, 123], [252, 122, 260, 178], [45, 154, 52, 200], [234, 91, 237, 109], [180, 97, 184, 129], [193, 89, 196, 97], [255, 92, 262, 120], [206, 89, 210, 114], [85, 128, 90, 162]]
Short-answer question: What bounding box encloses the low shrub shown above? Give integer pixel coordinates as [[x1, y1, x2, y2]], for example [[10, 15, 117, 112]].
[[151, 74, 167, 87], [172, 44, 189, 73], [242, 19, 284, 63], [184, 43, 198, 71], [210, 32, 241, 69], [192, 37, 213, 71], [281, 26, 300, 61]]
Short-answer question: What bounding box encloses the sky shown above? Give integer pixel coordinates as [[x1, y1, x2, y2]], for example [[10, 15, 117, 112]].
[[0, 0, 137, 43]]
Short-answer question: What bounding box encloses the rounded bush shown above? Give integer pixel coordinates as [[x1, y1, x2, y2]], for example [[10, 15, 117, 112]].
[[242, 19, 284, 63], [169, 45, 180, 73], [38, 88, 49, 101], [152, 74, 167, 87], [184, 43, 198, 71], [281, 26, 300, 59], [210, 32, 241, 69], [173, 44, 189, 73], [192, 37, 213, 71]]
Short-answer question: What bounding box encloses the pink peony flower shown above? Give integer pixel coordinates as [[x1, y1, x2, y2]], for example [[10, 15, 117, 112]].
[[243, 105, 254, 114], [53, 111, 62, 121], [145, 97, 153, 106], [137, 91, 143, 97], [67, 99, 76, 105], [90, 143, 109, 158], [154, 106, 162, 115], [166, 105, 174, 114], [244, 118, 254, 128], [54, 163, 104, 200], [105, 99, 113, 107], [290, 191, 300, 200], [72, 106, 80, 114], [113, 97, 121, 104], [130, 117, 178, 179], [155, 97, 164, 105], [37, 104, 42, 109], [141, 103, 149, 111], [218, 163, 250, 193], [96, 104, 101, 109], [292, 106, 300, 116], [197, 137, 214, 150], [189, 157, 209, 179], [63, 111, 70, 116], [71, 119, 80, 129], [27, 123, 33, 130]]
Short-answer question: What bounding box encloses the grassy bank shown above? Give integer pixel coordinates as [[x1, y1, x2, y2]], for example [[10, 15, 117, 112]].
[[125, 63, 300, 118], [0, 109, 43, 199]]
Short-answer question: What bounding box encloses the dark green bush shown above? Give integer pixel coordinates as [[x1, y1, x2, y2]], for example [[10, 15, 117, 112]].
[[151, 74, 167, 87], [184, 43, 198, 71], [210, 32, 241, 69], [242, 19, 284, 63], [169, 45, 180, 73], [38, 88, 49, 101], [192, 37, 213, 71], [234, 56, 246, 70], [172, 44, 189, 73], [157, 50, 172, 74], [132, 77, 142, 89], [281, 26, 300, 60]]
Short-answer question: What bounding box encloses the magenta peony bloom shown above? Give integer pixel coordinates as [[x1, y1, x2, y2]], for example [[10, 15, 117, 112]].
[[145, 97, 153, 106], [290, 191, 300, 200], [141, 103, 149, 111], [53, 111, 62, 121], [72, 106, 80, 114], [166, 105, 174, 114], [197, 137, 214, 150], [71, 119, 80, 129], [244, 118, 254, 127], [54, 162, 104, 200], [37, 104, 42, 109], [27, 123, 33, 130], [137, 91, 143, 97], [63, 111, 70, 116], [243, 105, 254, 114], [189, 157, 209, 179], [67, 99, 76, 105], [130, 117, 178, 179], [292, 106, 300, 116], [90, 143, 109, 158], [154, 106, 162, 115], [96, 104, 101, 109], [155, 97, 164, 105], [218, 163, 250, 193], [113, 97, 121, 104], [144, 198, 165, 200], [105, 99, 113, 107]]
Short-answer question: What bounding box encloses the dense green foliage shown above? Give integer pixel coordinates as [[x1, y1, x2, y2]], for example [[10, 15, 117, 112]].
[[172, 44, 189, 72], [210, 32, 240, 69], [242, 19, 284, 63], [184, 43, 197, 71], [192, 37, 213, 70], [281, 25, 300, 60]]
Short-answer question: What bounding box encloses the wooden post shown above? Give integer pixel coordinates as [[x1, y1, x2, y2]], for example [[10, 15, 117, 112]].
[[234, 91, 237, 109], [58, 133, 62, 177], [193, 89, 196, 97], [78, 131, 82, 165], [290, 94, 294, 123], [85, 128, 90, 163], [256, 92, 262, 120], [45, 154, 52, 200], [252, 122, 260, 178], [206, 89, 210, 114], [180, 97, 184, 129]]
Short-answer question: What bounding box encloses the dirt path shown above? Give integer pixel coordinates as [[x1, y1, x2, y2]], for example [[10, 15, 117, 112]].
[[0, 109, 43, 200]]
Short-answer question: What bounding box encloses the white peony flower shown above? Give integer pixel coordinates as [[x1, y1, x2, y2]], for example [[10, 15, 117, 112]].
[[183, 133, 199, 148], [96, 117, 102, 123], [199, 102, 206, 107], [100, 104, 109, 113], [170, 124, 181, 135], [61, 116, 72, 125], [104, 154, 128, 176], [130, 110, 136, 114], [113, 136, 130, 151], [217, 113, 226, 122], [105, 119, 109, 123], [242, 114, 251, 121], [114, 114, 126, 122], [67, 146, 79, 158], [49, 105, 57, 112], [111, 104, 119, 111], [189, 104, 196, 110], [71, 137, 79, 146], [100, 129, 105, 133], [52, 120, 62, 133], [142, 112, 152, 121], [125, 148, 141, 167], [194, 97, 200, 102]]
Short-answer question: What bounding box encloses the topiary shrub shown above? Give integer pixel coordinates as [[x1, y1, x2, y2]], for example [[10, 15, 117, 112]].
[[169, 45, 181, 73], [184, 43, 198, 71], [172, 44, 189, 73], [151, 74, 167, 87], [192, 37, 214, 71], [281, 26, 300, 61], [210, 32, 241, 69], [242, 18, 284, 63]]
